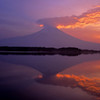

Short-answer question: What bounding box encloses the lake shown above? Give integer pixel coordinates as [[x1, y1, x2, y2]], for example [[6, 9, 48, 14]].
[[0, 54, 100, 100]]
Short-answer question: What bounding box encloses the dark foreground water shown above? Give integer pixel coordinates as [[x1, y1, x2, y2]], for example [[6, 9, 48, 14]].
[[0, 54, 100, 100]]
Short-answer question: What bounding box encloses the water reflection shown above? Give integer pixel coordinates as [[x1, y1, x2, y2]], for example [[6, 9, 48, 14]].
[[60, 60, 100, 78], [0, 54, 100, 100], [36, 74, 100, 97], [36, 60, 100, 99], [0, 54, 100, 77]]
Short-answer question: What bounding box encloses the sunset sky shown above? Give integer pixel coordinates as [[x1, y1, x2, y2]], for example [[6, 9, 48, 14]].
[[0, 0, 100, 43]]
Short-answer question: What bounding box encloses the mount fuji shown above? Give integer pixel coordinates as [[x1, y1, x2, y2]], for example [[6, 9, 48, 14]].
[[0, 26, 100, 50]]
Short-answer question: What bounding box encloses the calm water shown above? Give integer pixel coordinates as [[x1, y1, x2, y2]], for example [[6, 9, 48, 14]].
[[0, 54, 100, 100]]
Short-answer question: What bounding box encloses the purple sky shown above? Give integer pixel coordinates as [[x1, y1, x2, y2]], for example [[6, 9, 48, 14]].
[[0, 0, 100, 40]]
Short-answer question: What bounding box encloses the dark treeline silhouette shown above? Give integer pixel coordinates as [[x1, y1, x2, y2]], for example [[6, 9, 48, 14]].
[[0, 46, 100, 56], [0, 46, 56, 51]]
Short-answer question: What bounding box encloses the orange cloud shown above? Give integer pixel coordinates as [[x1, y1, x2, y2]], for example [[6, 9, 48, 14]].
[[38, 5, 100, 29], [57, 10, 100, 29]]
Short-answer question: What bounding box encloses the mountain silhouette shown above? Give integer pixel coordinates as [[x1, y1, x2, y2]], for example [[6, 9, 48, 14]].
[[0, 26, 100, 50]]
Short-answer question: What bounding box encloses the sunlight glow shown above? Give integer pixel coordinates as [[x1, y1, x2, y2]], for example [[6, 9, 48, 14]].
[[56, 11, 100, 29], [95, 5, 100, 8], [39, 24, 44, 27]]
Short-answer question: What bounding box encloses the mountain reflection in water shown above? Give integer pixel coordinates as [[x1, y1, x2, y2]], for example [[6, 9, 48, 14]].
[[36, 60, 100, 99], [0, 54, 100, 100]]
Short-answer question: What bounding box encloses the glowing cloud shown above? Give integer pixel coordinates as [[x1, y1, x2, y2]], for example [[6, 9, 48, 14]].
[[57, 9, 100, 29], [38, 5, 100, 43], [95, 5, 100, 8], [39, 24, 44, 27]]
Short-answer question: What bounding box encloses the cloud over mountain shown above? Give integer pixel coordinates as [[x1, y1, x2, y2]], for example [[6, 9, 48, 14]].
[[37, 6, 100, 43], [38, 6, 100, 28]]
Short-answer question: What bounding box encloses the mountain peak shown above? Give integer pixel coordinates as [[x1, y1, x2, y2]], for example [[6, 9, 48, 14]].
[[0, 26, 100, 50], [37, 25, 63, 35]]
